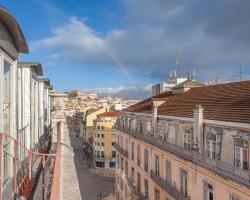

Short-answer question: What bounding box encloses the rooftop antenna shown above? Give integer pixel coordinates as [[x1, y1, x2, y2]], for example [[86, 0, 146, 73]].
[[240, 65, 243, 81], [176, 49, 182, 76], [215, 72, 218, 85]]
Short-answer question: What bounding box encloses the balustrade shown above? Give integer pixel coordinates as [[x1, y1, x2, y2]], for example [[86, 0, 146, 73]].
[[150, 170, 190, 200], [117, 124, 250, 187], [114, 144, 129, 158], [127, 178, 148, 200]]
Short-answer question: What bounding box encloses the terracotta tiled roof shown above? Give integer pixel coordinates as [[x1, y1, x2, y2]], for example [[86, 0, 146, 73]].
[[86, 108, 97, 115], [97, 111, 119, 118], [124, 91, 174, 113], [158, 80, 250, 124]]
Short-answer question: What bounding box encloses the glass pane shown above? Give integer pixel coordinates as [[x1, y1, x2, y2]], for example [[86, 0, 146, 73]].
[[3, 60, 11, 183], [242, 148, 248, 170], [234, 147, 241, 167], [3, 60, 11, 135]]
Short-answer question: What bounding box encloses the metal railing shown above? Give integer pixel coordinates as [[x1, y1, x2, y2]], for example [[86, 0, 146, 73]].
[[150, 170, 190, 200], [127, 178, 148, 200], [117, 125, 250, 187], [0, 121, 62, 200], [114, 144, 129, 158]]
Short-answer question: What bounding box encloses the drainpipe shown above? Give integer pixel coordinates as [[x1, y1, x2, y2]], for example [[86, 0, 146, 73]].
[[193, 105, 203, 153]]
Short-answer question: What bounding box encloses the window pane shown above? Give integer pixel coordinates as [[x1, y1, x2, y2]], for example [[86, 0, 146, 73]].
[[3, 60, 11, 135]]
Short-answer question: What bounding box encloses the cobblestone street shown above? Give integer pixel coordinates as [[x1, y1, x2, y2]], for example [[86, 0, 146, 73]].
[[68, 125, 115, 200]]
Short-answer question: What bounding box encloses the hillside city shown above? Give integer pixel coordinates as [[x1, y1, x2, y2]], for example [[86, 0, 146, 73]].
[[0, 2, 250, 200]]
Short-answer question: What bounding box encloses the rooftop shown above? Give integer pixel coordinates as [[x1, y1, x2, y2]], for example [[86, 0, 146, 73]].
[[125, 80, 250, 124], [97, 111, 119, 118]]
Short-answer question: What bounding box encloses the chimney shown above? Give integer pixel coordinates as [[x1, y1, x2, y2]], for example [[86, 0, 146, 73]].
[[151, 99, 165, 135], [193, 105, 203, 153]]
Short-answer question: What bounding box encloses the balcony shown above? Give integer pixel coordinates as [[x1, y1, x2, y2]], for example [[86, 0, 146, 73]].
[[127, 178, 148, 200], [117, 125, 250, 187], [150, 170, 190, 200], [114, 144, 129, 158]]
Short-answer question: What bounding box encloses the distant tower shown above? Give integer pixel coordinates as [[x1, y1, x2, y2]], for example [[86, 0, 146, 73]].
[[176, 50, 182, 76]]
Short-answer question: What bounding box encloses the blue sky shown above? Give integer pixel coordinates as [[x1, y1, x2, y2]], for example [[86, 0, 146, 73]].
[[2, 0, 250, 94]]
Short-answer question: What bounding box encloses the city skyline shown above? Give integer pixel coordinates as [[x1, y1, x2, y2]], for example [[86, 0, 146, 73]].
[[2, 0, 250, 95]]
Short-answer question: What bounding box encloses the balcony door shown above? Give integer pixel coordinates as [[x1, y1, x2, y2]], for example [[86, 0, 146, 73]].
[[180, 169, 188, 197], [234, 138, 249, 170]]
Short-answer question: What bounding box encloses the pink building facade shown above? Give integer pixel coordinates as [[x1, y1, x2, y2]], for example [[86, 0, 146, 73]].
[[115, 80, 250, 200]]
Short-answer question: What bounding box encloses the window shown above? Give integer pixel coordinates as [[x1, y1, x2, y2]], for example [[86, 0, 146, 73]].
[[131, 142, 135, 161], [234, 138, 249, 170], [120, 178, 123, 190], [120, 136, 123, 149], [112, 151, 116, 158], [125, 161, 128, 176], [229, 193, 242, 200], [144, 179, 148, 198], [3, 60, 11, 135], [100, 151, 104, 158], [131, 167, 135, 183], [155, 155, 160, 176], [206, 133, 216, 159], [96, 133, 104, 138], [3, 60, 11, 183], [125, 139, 128, 152], [121, 157, 124, 171], [146, 121, 152, 132], [95, 150, 105, 159], [144, 148, 148, 172], [117, 154, 120, 168], [169, 127, 176, 144], [202, 180, 213, 200], [180, 169, 188, 197], [165, 160, 171, 185], [154, 188, 160, 200], [137, 172, 141, 192], [184, 132, 191, 150], [137, 145, 141, 166], [112, 142, 116, 146]]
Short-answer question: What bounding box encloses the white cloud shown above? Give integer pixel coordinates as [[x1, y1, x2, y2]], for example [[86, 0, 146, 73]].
[[31, 0, 250, 82], [84, 83, 152, 94]]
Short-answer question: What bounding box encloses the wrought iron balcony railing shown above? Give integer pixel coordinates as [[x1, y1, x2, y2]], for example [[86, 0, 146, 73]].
[[150, 170, 190, 200], [127, 178, 148, 200], [114, 144, 129, 158], [117, 125, 250, 187]]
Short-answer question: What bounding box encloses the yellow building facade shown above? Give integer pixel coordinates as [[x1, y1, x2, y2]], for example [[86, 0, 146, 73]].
[[93, 111, 118, 168]]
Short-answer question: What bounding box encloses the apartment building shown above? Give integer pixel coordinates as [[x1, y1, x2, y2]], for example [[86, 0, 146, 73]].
[[93, 111, 118, 168], [0, 7, 52, 199], [115, 80, 250, 200], [84, 107, 109, 142]]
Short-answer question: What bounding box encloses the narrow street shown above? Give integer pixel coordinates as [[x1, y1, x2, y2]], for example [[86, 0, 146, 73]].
[[68, 125, 115, 200]]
